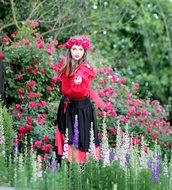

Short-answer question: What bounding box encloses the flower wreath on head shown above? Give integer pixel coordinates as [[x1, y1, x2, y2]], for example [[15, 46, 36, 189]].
[[64, 35, 93, 51]]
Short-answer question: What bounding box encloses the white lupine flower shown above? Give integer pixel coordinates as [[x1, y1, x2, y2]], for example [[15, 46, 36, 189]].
[[89, 122, 96, 159], [63, 128, 69, 160], [101, 113, 110, 167]]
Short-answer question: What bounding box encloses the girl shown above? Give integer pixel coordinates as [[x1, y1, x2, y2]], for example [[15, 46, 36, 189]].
[[55, 35, 106, 164]]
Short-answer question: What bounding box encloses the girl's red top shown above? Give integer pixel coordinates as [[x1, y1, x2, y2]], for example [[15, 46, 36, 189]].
[[57, 63, 106, 109]]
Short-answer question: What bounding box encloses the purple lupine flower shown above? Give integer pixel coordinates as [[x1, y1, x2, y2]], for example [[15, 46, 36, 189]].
[[109, 151, 118, 162], [49, 159, 58, 173], [73, 115, 79, 148], [147, 154, 161, 183], [125, 153, 130, 166]]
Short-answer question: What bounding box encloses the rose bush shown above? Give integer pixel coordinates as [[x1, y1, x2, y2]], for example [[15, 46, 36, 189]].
[[2, 22, 61, 159], [93, 66, 171, 156]]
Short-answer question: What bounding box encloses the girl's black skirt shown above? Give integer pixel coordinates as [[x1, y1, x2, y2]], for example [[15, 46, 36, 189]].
[[56, 96, 100, 151]]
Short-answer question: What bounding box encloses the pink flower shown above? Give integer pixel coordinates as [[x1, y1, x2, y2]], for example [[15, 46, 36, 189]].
[[153, 133, 159, 140], [3, 37, 10, 44], [47, 44, 55, 55], [29, 92, 35, 99], [133, 136, 141, 146], [112, 75, 118, 83], [54, 40, 58, 46], [33, 21, 40, 27], [29, 102, 37, 109], [41, 114, 47, 119], [16, 104, 22, 110], [34, 141, 42, 149], [18, 133, 25, 139], [40, 101, 46, 108], [11, 33, 17, 38], [147, 127, 152, 134], [22, 39, 31, 46], [0, 54, 5, 60], [26, 117, 33, 125], [18, 89, 25, 95], [17, 112, 22, 120], [17, 75, 23, 81], [43, 136, 49, 143], [36, 37, 44, 49], [119, 77, 126, 84], [28, 80, 36, 88], [110, 127, 115, 134], [36, 93, 41, 98], [26, 125, 33, 133], [133, 83, 140, 89], [18, 127, 26, 134]]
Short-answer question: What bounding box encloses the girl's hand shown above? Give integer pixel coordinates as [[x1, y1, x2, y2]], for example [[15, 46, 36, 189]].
[[74, 76, 82, 85]]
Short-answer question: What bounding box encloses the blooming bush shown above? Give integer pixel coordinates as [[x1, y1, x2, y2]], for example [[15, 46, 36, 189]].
[[1, 22, 171, 160], [94, 66, 172, 156], [2, 22, 61, 159]]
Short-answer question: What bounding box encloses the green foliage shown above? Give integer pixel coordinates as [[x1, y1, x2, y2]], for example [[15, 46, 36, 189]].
[[2, 103, 15, 156]]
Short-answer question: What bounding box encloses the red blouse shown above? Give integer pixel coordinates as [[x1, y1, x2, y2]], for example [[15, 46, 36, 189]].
[[58, 63, 106, 109]]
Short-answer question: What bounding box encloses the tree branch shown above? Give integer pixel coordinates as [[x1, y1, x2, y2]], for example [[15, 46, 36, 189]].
[[10, 0, 20, 29]]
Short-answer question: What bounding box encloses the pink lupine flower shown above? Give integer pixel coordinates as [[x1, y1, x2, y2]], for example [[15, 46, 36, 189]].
[[18, 133, 25, 139], [33, 21, 40, 27], [112, 75, 118, 83], [36, 37, 44, 49], [54, 40, 58, 46], [133, 136, 141, 146], [147, 127, 152, 134]]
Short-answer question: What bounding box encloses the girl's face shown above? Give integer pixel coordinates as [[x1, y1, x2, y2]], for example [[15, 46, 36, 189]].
[[70, 45, 85, 61]]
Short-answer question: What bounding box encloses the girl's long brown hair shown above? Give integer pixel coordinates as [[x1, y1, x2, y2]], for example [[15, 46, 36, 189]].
[[60, 49, 89, 77]]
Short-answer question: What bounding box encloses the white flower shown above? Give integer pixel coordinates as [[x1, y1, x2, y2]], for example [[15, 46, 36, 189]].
[[74, 76, 82, 85]]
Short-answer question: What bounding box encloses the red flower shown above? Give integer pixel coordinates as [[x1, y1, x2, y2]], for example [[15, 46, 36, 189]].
[[18, 133, 25, 139], [43, 136, 49, 143], [28, 80, 36, 88], [26, 117, 33, 125], [26, 125, 33, 133], [0, 54, 5, 60], [18, 89, 25, 95], [33, 141, 42, 149], [3, 37, 10, 44], [17, 75, 23, 81], [119, 77, 126, 84], [29, 92, 35, 99], [153, 133, 159, 140], [133, 136, 141, 146], [16, 104, 22, 110], [18, 127, 26, 134], [110, 127, 115, 134], [133, 83, 140, 90], [17, 112, 22, 120]]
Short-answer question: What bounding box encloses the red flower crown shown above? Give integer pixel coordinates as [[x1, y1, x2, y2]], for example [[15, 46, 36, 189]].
[[64, 35, 93, 51]]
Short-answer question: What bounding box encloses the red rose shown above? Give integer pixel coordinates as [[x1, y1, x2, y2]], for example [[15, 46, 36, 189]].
[[0, 54, 5, 60], [26, 125, 33, 133], [18, 127, 26, 134], [43, 136, 49, 143], [110, 127, 115, 134], [153, 133, 159, 140], [17, 75, 23, 81], [18, 89, 25, 95]]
